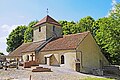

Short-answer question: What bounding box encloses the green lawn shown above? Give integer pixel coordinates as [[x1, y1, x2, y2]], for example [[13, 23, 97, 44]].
[[82, 77, 114, 80]]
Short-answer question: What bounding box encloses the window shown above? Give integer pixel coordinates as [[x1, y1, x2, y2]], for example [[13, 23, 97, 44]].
[[26, 55, 29, 61], [61, 55, 64, 64], [39, 27, 41, 32], [53, 26, 55, 31]]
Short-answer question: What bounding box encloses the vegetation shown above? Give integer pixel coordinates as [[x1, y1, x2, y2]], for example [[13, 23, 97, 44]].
[[24, 21, 38, 43], [6, 25, 27, 53], [6, 3, 120, 64], [0, 52, 4, 55], [82, 77, 113, 80]]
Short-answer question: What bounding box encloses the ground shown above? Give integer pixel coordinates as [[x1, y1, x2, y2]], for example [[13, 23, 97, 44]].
[[0, 65, 118, 80]]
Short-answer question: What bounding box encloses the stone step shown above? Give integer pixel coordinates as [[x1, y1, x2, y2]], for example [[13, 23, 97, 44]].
[[32, 67, 52, 72], [36, 67, 43, 69]]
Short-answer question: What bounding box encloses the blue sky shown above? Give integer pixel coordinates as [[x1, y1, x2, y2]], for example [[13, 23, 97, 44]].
[[0, 0, 118, 55]]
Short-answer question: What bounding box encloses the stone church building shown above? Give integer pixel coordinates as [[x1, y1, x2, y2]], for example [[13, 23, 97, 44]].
[[10, 15, 109, 73]]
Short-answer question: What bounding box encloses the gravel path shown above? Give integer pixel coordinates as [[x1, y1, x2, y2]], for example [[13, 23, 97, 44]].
[[0, 65, 116, 80]]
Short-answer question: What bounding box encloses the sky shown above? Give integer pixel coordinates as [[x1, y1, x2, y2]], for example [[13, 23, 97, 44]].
[[0, 0, 119, 55]]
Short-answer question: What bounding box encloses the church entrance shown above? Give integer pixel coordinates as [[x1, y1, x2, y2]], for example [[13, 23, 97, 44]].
[[45, 57, 47, 64], [44, 54, 53, 65], [76, 63, 80, 72]]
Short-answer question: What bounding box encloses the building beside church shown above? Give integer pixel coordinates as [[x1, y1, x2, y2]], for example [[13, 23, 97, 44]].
[[9, 15, 109, 73]]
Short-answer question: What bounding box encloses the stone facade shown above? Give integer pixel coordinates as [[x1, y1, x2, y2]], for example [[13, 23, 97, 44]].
[[35, 33, 109, 73], [33, 23, 62, 42], [76, 33, 109, 73]]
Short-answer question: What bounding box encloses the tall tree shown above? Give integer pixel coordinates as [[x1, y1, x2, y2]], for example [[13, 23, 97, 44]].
[[93, 17, 120, 64], [24, 21, 38, 43], [0, 52, 4, 55], [6, 25, 27, 53], [59, 21, 76, 35], [77, 16, 95, 33], [108, 3, 120, 64]]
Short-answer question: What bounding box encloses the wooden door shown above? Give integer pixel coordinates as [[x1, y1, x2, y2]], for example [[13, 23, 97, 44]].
[[45, 57, 47, 64], [76, 63, 80, 72]]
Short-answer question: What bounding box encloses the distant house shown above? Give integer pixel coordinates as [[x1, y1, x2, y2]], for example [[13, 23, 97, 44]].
[[10, 15, 109, 73]]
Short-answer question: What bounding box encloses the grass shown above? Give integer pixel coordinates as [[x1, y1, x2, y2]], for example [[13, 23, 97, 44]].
[[82, 77, 114, 80]]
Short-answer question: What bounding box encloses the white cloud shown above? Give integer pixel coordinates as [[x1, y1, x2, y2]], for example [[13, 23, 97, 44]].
[[106, 0, 117, 17], [0, 36, 7, 43], [1, 24, 19, 34], [111, 0, 117, 11], [112, 0, 117, 6], [0, 24, 23, 55], [0, 36, 8, 55]]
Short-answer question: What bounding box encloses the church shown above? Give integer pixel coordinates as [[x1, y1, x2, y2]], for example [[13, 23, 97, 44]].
[[9, 15, 109, 73]]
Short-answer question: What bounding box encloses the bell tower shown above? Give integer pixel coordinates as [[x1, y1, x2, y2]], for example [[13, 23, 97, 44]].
[[33, 15, 62, 42]]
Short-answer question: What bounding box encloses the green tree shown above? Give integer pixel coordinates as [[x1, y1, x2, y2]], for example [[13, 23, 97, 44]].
[[108, 3, 120, 64], [24, 21, 38, 43], [0, 52, 4, 55], [6, 25, 27, 53], [59, 21, 76, 35], [93, 17, 120, 64], [77, 16, 95, 33], [109, 3, 120, 20]]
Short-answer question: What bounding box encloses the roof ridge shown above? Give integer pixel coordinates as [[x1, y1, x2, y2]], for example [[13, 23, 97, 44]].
[[33, 15, 61, 27], [63, 31, 90, 37]]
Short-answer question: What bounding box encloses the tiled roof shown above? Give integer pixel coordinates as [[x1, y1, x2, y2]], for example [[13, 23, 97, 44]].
[[9, 41, 45, 56], [33, 15, 61, 27], [9, 31, 89, 56], [21, 41, 45, 53], [41, 31, 89, 52], [8, 43, 32, 56]]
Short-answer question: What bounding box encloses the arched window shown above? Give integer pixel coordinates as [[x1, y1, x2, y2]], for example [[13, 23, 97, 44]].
[[61, 55, 64, 64]]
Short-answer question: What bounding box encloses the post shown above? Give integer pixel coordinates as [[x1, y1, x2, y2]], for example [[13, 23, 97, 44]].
[[30, 75, 31, 80], [5, 61, 8, 70], [16, 58, 19, 69]]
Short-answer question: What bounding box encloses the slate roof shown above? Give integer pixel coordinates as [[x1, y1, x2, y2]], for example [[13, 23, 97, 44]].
[[9, 31, 89, 56], [33, 15, 61, 27], [41, 31, 89, 52]]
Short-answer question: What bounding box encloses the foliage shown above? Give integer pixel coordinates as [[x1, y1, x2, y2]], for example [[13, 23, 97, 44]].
[[109, 3, 120, 20], [59, 20, 76, 35], [92, 3, 120, 64], [6, 25, 27, 53], [0, 52, 4, 55], [59, 16, 95, 35], [82, 77, 113, 80], [24, 21, 38, 43], [77, 16, 95, 33]]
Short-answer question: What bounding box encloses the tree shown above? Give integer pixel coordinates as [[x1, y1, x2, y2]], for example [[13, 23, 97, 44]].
[[0, 52, 4, 55], [93, 17, 120, 64], [59, 16, 95, 35], [77, 16, 95, 33], [108, 3, 120, 64], [24, 21, 38, 43], [6, 25, 27, 53], [59, 21, 76, 35], [109, 3, 120, 20]]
